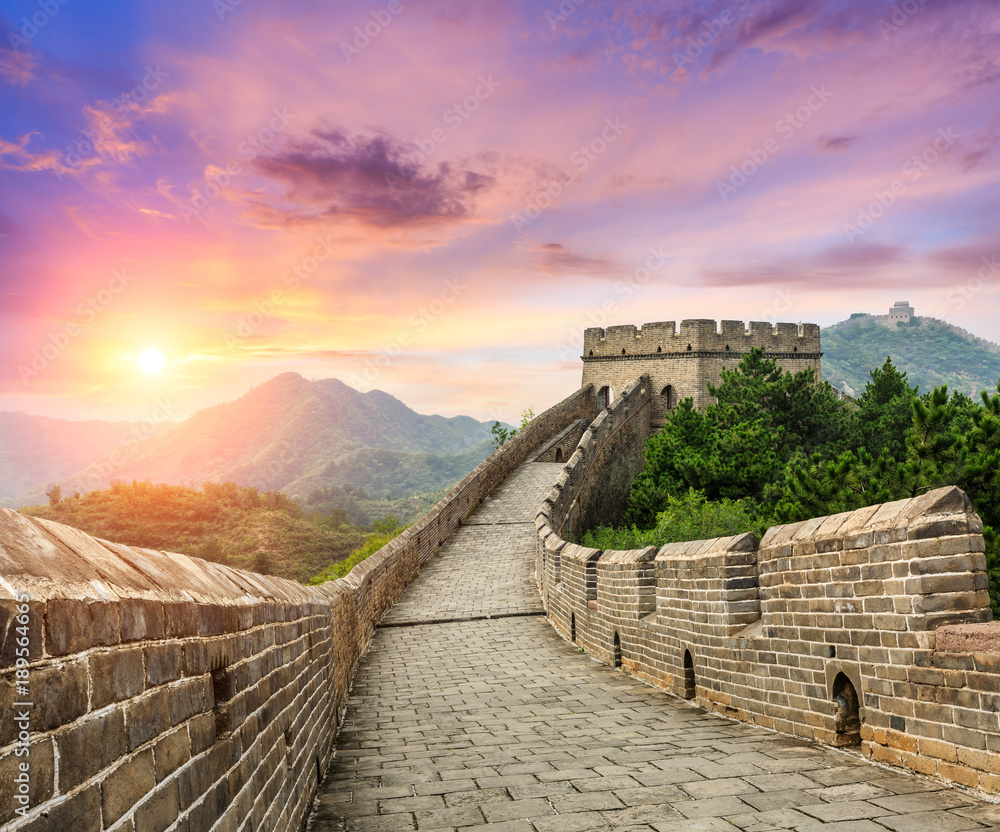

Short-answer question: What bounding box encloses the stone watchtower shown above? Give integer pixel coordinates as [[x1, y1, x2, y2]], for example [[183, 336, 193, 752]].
[[581, 319, 822, 422], [887, 301, 914, 325]]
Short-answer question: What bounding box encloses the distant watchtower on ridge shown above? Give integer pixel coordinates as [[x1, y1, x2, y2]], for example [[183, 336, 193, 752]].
[[581, 319, 822, 422]]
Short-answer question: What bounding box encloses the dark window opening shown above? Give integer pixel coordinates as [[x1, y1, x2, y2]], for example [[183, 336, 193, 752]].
[[621, 348, 626, 355], [832, 673, 861, 746], [588, 349, 593, 355], [554, 448, 564, 463], [660, 384, 676, 411], [725, 344, 730, 351], [682, 650, 696, 700], [613, 633, 622, 668], [686, 344, 692, 351], [656, 346, 662, 353]]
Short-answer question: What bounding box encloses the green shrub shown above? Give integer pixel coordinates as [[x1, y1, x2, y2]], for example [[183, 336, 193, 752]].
[[583, 489, 767, 550]]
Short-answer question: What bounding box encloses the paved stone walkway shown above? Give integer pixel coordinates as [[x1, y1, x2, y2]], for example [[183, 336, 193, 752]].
[[309, 462, 1000, 832]]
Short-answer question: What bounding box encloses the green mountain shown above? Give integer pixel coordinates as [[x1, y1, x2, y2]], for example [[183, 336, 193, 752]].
[[6, 373, 498, 508], [822, 315, 1000, 397]]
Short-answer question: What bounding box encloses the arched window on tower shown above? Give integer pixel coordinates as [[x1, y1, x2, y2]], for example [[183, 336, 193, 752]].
[[660, 384, 676, 412]]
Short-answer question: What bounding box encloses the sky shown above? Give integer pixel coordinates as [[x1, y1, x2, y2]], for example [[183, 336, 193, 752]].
[[1, 0, 999, 426]]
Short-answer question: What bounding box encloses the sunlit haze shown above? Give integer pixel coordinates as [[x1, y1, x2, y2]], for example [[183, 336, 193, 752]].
[[2, 0, 999, 424]]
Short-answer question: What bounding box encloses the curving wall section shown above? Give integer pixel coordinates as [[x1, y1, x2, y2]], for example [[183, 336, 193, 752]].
[[0, 385, 595, 832], [536, 394, 1000, 795]]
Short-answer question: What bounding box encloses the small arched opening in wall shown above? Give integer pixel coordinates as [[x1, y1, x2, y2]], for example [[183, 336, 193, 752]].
[[597, 385, 613, 411], [570, 613, 576, 643], [682, 650, 696, 700], [660, 384, 676, 413], [555, 448, 564, 463], [832, 673, 862, 746], [613, 632, 622, 668]]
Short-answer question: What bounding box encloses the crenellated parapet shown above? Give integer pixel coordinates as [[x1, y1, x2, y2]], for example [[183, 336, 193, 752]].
[[583, 319, 821, 357]]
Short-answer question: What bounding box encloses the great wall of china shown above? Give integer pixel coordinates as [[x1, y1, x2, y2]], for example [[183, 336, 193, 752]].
[[2, 319, 1000, 832]]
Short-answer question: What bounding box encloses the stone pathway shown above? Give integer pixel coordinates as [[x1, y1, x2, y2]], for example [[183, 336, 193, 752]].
[[309, 462, 1000, 832]]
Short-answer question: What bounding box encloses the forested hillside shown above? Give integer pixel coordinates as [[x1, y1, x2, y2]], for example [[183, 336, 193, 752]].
[[21, 480, 369, 583], [823, 316, 1000, 396]]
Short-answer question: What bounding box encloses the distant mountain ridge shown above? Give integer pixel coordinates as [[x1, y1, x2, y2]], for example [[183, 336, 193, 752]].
[[0, 413, 134, 507], [4, 373, 497, 508], [822, 313, 1000, 397]]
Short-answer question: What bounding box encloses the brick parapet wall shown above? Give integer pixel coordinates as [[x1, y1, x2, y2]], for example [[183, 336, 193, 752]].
[[0, 386, 595, 832], [535, 400, 1000, 794], [582, 319, 822, 357]]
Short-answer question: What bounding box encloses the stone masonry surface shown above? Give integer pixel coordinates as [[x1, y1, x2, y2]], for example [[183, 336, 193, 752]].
[[310, 461, 1000, 832], [379, 466, 551, 626]]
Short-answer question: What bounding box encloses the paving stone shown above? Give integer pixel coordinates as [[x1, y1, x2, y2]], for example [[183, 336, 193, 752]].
[[798, 801, 891, 823], [611, 786, 687, 807], [532, 812, 610, 832], [876, 811, 987, 832], [673, 796, 753, 819], [551, 792, 625, 813], [415, 807, 485, 828], [480, 799, 554, 823], [445, 789, 514, 809], [677, 777, 758, 800]]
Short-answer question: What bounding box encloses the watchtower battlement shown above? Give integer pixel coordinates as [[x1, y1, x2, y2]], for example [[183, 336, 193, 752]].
[[583, 319, 822, 357], [582, 319, 823, 417]]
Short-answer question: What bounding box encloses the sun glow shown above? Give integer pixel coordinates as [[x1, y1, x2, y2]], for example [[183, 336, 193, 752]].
[[139, 348, 165, 374]]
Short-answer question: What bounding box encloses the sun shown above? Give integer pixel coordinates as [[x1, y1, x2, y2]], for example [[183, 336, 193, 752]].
[[138, 348, 165, 374]]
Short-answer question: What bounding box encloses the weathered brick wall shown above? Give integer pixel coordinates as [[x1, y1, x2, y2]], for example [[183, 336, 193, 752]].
[[581, 320, 822, 413], [533, 420, 588, 464], [537, 377, 652, 545], [537, 434, 1000, 794], [0, 386, 595, 832], [536, 378, 653, 652]]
